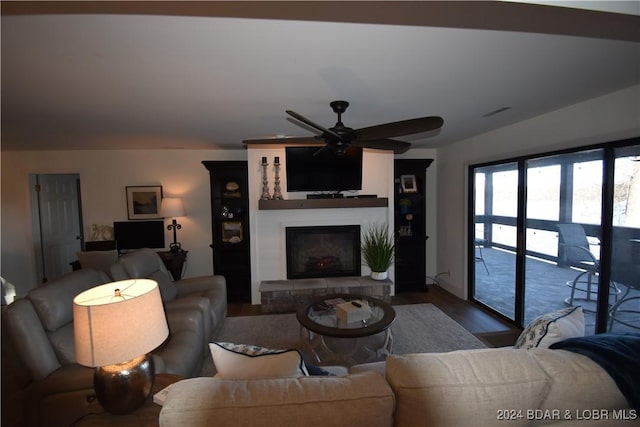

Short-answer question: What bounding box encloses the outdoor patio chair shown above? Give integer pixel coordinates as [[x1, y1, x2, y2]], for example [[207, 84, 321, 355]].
[[608, 289, 640, 331], [557, 223, 620, 311], [608, 235, 640, 331], [475, 239, 489, 275]]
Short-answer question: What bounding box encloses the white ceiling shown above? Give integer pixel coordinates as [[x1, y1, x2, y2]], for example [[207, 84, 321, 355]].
[[2, 1, 639, 152]]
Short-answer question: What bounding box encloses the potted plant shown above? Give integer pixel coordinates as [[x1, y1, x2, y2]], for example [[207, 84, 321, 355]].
[[361, 222, 395, 280]]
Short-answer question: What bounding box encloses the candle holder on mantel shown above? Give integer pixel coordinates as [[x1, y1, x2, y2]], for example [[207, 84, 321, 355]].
[[272, 156, 283, 200], [260, 157, 271, 200]]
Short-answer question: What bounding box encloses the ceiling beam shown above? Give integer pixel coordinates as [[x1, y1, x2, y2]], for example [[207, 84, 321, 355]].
[[2, 1, 639, 42]]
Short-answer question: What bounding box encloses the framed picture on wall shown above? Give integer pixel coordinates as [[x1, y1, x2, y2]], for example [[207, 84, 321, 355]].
[[126, 186, 163, 220]]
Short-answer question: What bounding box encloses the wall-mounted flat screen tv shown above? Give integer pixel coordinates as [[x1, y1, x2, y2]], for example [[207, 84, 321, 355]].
[[113, 220, 165, 250], [285, 146, 363, 192]]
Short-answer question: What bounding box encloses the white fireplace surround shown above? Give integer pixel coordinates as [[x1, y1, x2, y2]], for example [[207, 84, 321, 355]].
[[247, 146, 395, 304]]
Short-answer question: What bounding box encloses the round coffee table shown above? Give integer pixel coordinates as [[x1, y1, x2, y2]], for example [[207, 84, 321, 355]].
[[296, 293, 396, 366]]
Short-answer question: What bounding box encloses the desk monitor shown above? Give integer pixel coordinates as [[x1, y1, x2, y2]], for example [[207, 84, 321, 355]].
[[113, 221, 165, 250]]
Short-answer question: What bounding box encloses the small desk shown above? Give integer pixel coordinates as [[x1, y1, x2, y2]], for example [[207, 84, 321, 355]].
[[75, 373, 183, 427]]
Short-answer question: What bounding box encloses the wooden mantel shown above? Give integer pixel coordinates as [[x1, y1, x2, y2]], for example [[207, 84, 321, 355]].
[[258, 197, 388, 210]]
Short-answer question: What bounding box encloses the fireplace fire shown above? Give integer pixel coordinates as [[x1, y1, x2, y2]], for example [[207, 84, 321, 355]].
[[286, 225, 361, 280]]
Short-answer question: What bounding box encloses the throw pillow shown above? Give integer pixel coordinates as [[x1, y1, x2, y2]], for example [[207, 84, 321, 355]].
[[209, 342, 309, 379], [514, 306, 584, 350]]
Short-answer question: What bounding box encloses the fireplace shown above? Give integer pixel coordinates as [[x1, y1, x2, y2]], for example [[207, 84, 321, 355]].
[[286, 225, 361, 280]]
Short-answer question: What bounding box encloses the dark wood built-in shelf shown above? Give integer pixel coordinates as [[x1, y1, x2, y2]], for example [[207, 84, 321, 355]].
[[202, 160, 252, 303], [394, 159, 433, 293], [259, 197, 389, 210]]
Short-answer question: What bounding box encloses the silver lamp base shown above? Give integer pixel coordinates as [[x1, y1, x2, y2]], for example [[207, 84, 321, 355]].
[[94, 354, 155, 414]]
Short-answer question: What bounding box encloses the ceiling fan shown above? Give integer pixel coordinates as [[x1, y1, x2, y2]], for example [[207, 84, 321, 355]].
[[243, 101, 444, 155]]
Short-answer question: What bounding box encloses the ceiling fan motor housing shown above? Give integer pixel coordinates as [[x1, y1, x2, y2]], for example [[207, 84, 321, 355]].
[[327, 100, 356, 151], [330, 100, 349, 115]]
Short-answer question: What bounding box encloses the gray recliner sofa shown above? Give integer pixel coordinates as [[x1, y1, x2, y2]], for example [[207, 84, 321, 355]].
[[1, 268, 207, 427], [110, 248, 227, 347]]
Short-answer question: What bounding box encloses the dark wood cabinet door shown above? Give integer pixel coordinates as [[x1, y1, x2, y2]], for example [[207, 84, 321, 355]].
[[394, 159, 433, 293], [202, 161, 251, 303]]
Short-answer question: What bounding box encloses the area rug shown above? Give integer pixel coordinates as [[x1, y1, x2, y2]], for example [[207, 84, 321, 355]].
[[201, 303, 486, 376]]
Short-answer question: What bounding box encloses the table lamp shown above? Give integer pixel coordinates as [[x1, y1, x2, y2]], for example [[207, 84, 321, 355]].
[[161, 197, 185, 253], [73, 279, 169, 414]]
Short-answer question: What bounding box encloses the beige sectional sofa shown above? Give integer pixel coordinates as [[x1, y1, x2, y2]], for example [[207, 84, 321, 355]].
[[159, 347, 635, 427]]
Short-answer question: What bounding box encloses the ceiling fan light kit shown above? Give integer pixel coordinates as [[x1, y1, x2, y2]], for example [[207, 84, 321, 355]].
[[244, 100, 444, 155]]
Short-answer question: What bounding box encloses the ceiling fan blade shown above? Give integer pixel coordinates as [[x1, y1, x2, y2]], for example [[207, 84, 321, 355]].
[[356, 116, 444, 140], [312, 145, 330, 156], [286, 110, 343, 141], [353, 139, 411, 154], [286, 117, 322, 135], [242, 136, 322, 146]]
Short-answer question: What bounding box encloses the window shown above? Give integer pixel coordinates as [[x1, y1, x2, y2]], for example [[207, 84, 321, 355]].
[[526, 165, 560, 221], [572, 160, 603, 224]]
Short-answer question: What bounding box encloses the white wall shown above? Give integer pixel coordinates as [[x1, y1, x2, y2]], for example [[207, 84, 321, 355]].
[[1, 149, 245, 296], [435, 84, 640, 299]]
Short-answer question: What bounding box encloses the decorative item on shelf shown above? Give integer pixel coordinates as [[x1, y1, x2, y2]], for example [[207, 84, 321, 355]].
[[272, 156, 283, 200], [398, 197, 412, 214], [223, 181, 241, 198], [361, 222, 395, 281], [222, 221, 243, 243], [73, 279, 169, 415], [89, 224, 115, 241], [260, 156, 271, 200], [161, 197, 185, 253], [399, 213, 414, 237], [400, 175, 418, 193], [399, 226, 412, 237]]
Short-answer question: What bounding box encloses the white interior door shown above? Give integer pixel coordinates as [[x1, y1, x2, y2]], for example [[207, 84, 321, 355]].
[[32, 174, 82, 283]]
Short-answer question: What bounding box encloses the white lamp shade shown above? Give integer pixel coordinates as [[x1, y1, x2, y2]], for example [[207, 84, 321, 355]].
[[73, 279, 169, 367], [161, 198, 185, 218]]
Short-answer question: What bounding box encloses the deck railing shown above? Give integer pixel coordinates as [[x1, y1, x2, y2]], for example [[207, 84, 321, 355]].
[[475, 216, 640, 271]]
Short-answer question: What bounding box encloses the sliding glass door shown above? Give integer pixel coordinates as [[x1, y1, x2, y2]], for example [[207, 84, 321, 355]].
[[609, 145, 640, 332], [472, 163, 519, 321], [523, 151, 605, 334], [469, 139, 639, 333], [523, 158, 567, 327]]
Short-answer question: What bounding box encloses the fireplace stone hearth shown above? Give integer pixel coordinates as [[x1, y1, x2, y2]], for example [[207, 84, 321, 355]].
[[259, 276, 391, 313]]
